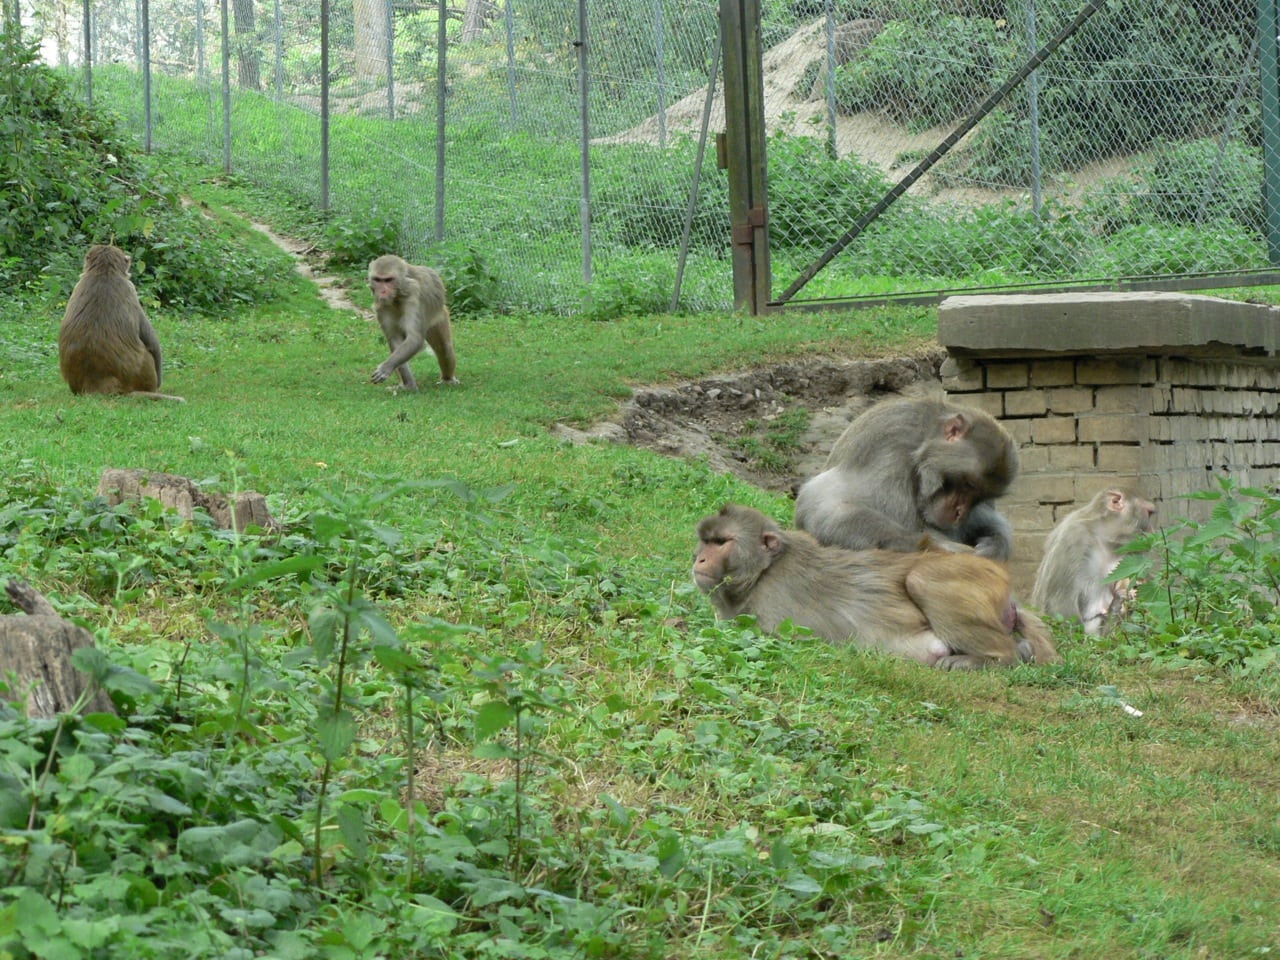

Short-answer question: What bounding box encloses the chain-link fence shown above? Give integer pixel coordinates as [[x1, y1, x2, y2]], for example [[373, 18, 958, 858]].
[[11, 0, 1275, 313], [18, 0, 725, 314], [763, 0, 1272, 308]]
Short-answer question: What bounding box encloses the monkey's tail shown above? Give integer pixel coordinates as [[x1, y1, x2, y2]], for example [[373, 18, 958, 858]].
[[131, 391, 187, 402], [1013, 606, 1062, 664]]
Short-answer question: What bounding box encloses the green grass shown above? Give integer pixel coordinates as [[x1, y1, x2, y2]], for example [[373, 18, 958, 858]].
[[1, 193, 1279, 959]]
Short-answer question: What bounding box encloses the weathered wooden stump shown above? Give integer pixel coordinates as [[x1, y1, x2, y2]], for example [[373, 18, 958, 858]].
[[0, 580, 116, 717], [98, 468, 278, 531]]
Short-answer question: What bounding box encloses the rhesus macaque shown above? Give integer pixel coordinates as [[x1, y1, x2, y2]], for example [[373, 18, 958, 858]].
[[366, 254, 459, 390], [693, 504, 1059, 669], [58, 244, 184, 402], [1031, 487, 1157, 635], [795, 396, 1018, 561]]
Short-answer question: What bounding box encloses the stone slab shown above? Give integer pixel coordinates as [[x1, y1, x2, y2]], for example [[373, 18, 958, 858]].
[[938, 292, 1279, 357]]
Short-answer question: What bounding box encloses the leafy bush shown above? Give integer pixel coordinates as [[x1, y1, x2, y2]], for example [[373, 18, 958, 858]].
[[1084, 221, 1263, 276], [579, 255, 677, 319], [767, 132, 893, 251], [0, 30, 277, 311], [844, 200, 1090, 280], [324, 209, 402, 266], [861, 0, 1257, 183], [1127, 140, 1262, 232], [593, 141, 729, 253], [431, 241, 503, 315], [1113, 479, 1280, 673], [834, 17, 1007, 128]]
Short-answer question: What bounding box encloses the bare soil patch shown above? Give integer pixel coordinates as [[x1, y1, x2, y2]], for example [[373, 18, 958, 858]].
[[554, 354, 946, 493]]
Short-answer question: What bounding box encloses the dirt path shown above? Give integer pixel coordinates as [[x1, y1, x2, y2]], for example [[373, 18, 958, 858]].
[[250, 221, 365, 316]]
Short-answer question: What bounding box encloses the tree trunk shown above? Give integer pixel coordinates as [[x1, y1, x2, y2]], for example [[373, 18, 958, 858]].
[[459, 0, 488, 42], [353, 0, 389, 80], [232, 0, 260, 90], [0, 581, 116, 718], [98, 469, 278, 532]]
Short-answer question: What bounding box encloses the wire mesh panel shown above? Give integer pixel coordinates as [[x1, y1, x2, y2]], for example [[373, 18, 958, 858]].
[[28, 1, 1271, 312], [36, 0, 726, 315], [761, 0, 1268, 306]]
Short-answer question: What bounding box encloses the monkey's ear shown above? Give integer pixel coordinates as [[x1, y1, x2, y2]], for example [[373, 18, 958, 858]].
[[942, 413, 970, 442], [761, 531, 784, 557], [1106, 489, 1126, 512]]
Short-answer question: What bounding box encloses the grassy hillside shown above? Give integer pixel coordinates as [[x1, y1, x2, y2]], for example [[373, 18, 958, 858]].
[[1, 190, 1278, 958]]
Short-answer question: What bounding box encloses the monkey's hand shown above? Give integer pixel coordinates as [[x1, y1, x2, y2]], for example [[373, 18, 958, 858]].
[[919, 532, 974, 554], [972, 535, 1010, 561], [439, 377, 461, 386], [371, 364, 394, 384]]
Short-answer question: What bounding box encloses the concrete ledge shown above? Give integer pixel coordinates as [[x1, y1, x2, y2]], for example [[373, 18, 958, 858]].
[[939, 291, 1279, 357]]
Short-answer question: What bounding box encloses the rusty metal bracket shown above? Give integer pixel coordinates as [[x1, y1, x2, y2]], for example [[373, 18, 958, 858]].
[[732, 205, 767, 246]]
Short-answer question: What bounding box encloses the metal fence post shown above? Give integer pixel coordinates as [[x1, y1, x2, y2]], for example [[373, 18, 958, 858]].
[[577, 0, 591, 284], [196, 0, 205, 84], [142, 0, 152, 152], [272, 0, 283, 99], [220, 0, 230, 172], [82, 0, 92, 105], [385, 0, 395, 120], [504, 1, 518, 124], [654, 0, 667, 148], [720, 0, 771, 315], [1025, 0, 1042, 216], [434, 0, 446, 241], [824, 0, 836, 158], [1259, 0, 1280, 264], [321, 0, 330, 211]]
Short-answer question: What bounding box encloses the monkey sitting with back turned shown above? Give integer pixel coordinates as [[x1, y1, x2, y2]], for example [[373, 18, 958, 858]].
[[58, 244, 184, 402]]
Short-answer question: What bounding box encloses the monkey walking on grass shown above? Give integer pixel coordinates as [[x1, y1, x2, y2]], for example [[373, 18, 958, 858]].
[[366, 254, 459, 390]]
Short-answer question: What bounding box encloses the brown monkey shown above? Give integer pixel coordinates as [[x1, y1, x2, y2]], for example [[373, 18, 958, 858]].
[[1031, 487, 1157, 635], [366, 254, 459, 390], [693, 504, 1059, 669], [795, 396, 1018, 561], [58, 244, 184, 402]]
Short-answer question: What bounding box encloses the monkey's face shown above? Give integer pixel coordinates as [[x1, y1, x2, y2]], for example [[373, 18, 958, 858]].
[[369, 274, 401, 304], [926, 485, 974, 532], [1134, 498, 1157, 533], [692, 535, 733, 593]]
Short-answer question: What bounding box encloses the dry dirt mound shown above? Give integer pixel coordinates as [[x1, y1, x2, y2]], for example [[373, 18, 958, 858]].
[[597, 17, 957, 181], [554, 354, 945, 492]]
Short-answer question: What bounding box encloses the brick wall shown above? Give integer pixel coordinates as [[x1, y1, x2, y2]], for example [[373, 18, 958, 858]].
[[936, 292, 1280, 594]]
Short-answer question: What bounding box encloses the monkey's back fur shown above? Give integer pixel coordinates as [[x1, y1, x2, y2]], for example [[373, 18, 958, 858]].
[[59, 245, 162, 396], [795, 395, 1018, 556]]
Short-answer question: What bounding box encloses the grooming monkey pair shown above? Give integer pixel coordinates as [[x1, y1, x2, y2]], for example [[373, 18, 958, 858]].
[[58, 247, 455, 400], [694, 397, 1157, 668]]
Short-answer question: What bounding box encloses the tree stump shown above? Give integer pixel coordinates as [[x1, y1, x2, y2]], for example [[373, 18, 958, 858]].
[[98, 468, 278, 532], [0, 581, 116, 717]]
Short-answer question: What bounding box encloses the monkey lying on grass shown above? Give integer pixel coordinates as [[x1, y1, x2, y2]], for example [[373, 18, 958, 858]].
[[693, 504, 1059, 669]]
